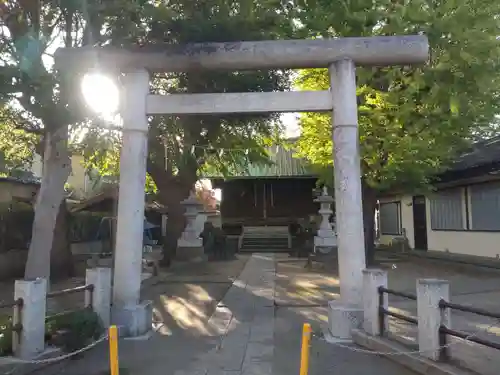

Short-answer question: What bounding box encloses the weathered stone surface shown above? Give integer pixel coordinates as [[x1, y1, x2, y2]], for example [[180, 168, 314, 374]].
[[55, 36, 429, 73]]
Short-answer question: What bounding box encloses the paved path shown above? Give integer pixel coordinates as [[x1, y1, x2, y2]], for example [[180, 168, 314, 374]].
[[50, 253, 417, 375], [378, 255, 500, 375], [53, 257, 251, 375], [281, 251, 500, 375], [172, 254, 275, 375], [173, 254, 417, 375]]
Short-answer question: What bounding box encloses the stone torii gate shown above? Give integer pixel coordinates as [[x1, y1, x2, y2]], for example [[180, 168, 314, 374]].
[[55, 36, 429, 337]]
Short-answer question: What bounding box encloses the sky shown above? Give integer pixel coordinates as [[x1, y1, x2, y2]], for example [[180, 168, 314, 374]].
[[282, 112, 301, 138]]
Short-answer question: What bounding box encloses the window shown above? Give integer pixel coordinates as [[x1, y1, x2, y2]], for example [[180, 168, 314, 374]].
[[469, 181, 500, 231], [379, 202, 401, 235], [429, 189, 463, 230]]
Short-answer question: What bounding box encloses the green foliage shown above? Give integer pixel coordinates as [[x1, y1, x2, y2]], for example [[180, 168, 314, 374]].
[[45, 309, 104, 353], [0, 202, 35, 253], [0, 1, 95, 129], [79, 0, 295, 190], [0, 0, 151, 166], [1, 308, 104, 356], [0, 108, 39, 175], [68, 212, 109, 243], [293, 0, 500, 193], [0, 314, 13, 356]]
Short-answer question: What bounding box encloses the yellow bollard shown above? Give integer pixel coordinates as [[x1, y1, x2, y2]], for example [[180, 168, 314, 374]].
[[109, 325, 119, 375], [299, 323, 312, 375]]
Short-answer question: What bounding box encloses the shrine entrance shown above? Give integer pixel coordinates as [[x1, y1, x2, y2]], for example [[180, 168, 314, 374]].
[[55, 35, 429, 337], [210, 143, 319, 227], [215, 177, 319, 226]]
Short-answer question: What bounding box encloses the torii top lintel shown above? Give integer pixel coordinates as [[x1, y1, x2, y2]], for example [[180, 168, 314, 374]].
[[54, 35, 429, 73]]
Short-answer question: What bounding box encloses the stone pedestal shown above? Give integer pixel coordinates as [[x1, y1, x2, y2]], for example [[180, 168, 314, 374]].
[[327, 300, 363, 340], [417, 279, 450, 361], [194, 211, 208, 235], [14, 278, 47, 359], [206, 210, 222, 228], [362, 269, 388, 336], [314, 186, 337, 254], [85, 267, 112, 327], [112, 301, 153, 337], [177, 191, 205, 262]]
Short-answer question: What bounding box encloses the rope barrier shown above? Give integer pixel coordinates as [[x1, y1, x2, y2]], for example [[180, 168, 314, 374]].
[[3, 325, 120, 375], [312, 317, 500, 356]]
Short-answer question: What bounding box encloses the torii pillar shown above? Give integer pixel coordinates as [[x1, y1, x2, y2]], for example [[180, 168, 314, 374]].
[[55, 36, 428, 338], [327, 59, 366, 339]]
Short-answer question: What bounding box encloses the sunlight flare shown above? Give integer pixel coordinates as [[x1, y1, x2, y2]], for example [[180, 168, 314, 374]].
[[81, 73, 120, 115]]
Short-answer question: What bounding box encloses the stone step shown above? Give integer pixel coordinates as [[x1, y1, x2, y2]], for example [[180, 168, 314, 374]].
[[242, 237, 289, 243], [241, 237, 290, 252], [242, 239, 288, 245], [241, 229, 291, 254], [241, 243, 288, 249], [239, 247, 290, 253], [243, 236, 289, 241], [243, 226, 289, 234]]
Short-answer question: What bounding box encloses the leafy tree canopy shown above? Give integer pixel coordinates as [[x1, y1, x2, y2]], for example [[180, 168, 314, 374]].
[[72, 0, 297, 261], [0, 107, 38, 175], [0, 0, 160, 279], [293, 0, 500, 193], [78, 0, 295, 196]]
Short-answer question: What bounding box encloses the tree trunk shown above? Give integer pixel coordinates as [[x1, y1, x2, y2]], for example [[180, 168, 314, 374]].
[[150, 171, 195, 267], [50, 202, 73, 280], [25, 128, 71, 281], [362, 181, 378, 267], [160, 196, 186, 266]]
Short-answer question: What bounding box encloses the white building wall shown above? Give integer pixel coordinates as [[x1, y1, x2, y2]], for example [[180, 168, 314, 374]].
[[378, 193, 500, 259], [378, 195, 414, 248]]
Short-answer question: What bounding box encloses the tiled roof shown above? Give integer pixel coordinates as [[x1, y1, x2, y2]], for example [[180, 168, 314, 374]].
[[205, 143, 315, 179], [447, 135, 500, 172], [0, 175, 41, 186], [245, 145, 313, 177]]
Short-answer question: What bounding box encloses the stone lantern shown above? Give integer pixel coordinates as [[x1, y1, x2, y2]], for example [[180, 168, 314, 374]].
[[314, 186, 337, 253], [177, 190, 205, 262]]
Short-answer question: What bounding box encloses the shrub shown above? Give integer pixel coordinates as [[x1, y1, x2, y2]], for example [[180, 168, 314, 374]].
[[0, 309, 105, 357], [45, 309, 104, 354], [0, 202, 34, 253], [0, 314, 13, 356], [68, 212, 109, 243]]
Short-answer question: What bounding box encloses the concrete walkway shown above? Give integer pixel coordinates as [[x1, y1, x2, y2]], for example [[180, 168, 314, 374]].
[[51, 254, 418, 375], [276, 251, 500, 375], [173, 254, 275, 375], [173, 254, 417, 375]]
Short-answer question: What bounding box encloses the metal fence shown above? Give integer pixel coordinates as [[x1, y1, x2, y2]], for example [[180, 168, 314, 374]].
[[378, 285, 500, 360], [378, 286, 417, 335], [46, 284, 94, 321], [438, 299, 500, 356]]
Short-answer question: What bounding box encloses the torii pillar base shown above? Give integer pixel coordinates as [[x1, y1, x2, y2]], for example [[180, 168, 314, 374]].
[[327, 301, 363, 341], [176, 243, 206, 263], [112, 301, 153, 337]]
